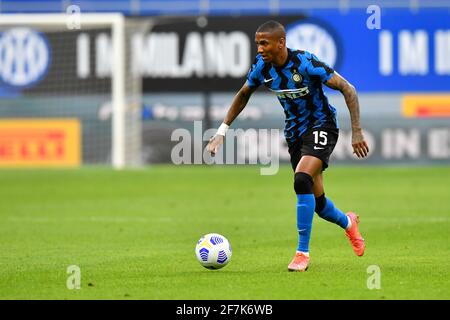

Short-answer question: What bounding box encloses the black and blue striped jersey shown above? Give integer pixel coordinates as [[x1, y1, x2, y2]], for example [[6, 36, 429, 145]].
[[246, 48, 338, 146]]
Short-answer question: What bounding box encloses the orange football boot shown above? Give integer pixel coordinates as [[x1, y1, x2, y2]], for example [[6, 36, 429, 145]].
[[345, 212, 365, 256], [288, 252, 310, 272]]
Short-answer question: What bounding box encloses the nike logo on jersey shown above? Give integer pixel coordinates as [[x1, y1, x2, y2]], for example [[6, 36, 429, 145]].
[[314, 146, 325, 150], [264, 78, 273, 83]]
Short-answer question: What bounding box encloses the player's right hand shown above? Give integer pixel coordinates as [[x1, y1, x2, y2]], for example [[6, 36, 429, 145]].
[[207, 135, 224, 155]]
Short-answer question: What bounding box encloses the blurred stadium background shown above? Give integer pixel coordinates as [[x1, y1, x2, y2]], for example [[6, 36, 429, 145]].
[[1, 0, 449, 168], [0, 0, 449, 300]]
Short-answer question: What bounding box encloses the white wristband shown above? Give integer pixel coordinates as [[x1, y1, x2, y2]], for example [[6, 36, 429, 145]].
[[216, 123, 229, 136]]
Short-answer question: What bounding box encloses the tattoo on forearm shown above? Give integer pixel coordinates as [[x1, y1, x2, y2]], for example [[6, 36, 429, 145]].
[[326, 74, 361, 129], [343, 85, 361, 129]]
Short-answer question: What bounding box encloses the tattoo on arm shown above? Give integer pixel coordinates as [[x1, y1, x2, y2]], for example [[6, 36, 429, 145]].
[[325, 73, 361, 130]]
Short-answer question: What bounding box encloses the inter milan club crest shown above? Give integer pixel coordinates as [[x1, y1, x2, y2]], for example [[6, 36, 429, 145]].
[[292, 71, 302, 83]]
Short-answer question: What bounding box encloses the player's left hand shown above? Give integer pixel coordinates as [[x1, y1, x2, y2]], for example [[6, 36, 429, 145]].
[[351, 128, 369, 158]]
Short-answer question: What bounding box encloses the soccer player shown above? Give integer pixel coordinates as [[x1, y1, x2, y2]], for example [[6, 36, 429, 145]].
[[206, 20, 369, 272]]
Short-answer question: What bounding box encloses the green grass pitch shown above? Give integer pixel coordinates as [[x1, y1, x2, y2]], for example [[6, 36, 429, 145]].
[[0, 165, 449, 300]]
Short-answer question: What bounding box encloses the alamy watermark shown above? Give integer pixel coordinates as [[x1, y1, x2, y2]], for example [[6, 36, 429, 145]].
[[66, 265, 81, 289], [171, 121, 281, 175], [66, 5, 81, 30], [366, 265, 381, 290], [366, 5, 381, 30]]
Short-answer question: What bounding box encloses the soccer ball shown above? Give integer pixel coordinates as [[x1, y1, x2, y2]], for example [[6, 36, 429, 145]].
[[195, 233, 232, 270]]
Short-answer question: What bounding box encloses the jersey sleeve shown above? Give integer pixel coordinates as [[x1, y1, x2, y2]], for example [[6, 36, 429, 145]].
[[246, 57, 264, 89], [305, 52, 334, 83]]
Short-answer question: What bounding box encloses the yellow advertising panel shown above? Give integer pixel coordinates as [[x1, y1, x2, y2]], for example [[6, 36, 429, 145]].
[[402, 95, 450, 118], [0, 119, 81, 167]]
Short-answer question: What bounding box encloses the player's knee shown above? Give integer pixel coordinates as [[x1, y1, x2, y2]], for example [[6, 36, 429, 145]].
[[315, 194, 326, 213], [294, 172, 314, 194]]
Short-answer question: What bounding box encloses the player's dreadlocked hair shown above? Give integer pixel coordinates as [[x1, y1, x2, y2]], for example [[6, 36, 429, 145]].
[[256, 20, 286, 37]]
